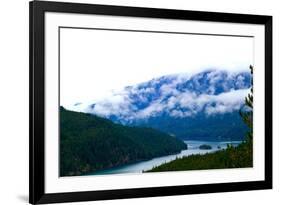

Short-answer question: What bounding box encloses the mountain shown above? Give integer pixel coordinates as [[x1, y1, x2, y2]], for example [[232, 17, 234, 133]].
[[71, 69, 251, 141], [60, 107, 187, 176]]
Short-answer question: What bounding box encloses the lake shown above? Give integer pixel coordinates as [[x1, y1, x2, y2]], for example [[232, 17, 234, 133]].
[[88, 140, 242, 175]]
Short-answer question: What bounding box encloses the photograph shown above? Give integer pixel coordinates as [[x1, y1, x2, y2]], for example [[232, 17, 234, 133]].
[[59, 27, 254, 177]]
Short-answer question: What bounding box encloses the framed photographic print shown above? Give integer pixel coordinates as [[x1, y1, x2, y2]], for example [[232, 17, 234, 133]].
[[29, 0, 272, 204]]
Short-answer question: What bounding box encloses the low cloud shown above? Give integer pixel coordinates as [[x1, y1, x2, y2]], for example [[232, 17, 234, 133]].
[[89, 88, 249, 120], [204, 89, 249, 115]]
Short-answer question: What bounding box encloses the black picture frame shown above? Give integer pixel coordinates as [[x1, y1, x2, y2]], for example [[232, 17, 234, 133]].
[[29, 1, 272, 204]]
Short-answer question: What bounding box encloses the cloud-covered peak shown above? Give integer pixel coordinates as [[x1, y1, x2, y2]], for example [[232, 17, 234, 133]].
[[70, 69, 251, 123]]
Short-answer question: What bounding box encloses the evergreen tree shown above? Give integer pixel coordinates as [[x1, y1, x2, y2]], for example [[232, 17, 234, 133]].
[[239, 65, 253, 144]]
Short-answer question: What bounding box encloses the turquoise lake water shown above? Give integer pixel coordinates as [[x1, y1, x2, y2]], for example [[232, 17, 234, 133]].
[[87, 140, 242, 175]]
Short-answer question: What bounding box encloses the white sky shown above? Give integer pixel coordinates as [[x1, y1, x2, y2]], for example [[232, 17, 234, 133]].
[[60, 28, 253, 107]]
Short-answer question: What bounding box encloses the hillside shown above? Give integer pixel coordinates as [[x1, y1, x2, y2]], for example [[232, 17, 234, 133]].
[[133, 112, 247, 141], [60, 107, 187, 176]]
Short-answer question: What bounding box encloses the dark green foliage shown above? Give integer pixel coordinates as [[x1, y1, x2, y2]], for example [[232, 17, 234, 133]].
[[199, 144, 212, 150], [136, 112, 248, 141], [60, 107, 187, 176], [146, 142, 253, 172], [239, 65, 253, 144]]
